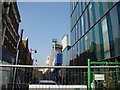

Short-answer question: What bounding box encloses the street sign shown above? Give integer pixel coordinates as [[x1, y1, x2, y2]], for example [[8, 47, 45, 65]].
[[95, 74, 105, 80]]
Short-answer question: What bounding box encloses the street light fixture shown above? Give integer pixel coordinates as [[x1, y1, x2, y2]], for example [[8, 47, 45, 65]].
[[30, 49, 37, 66], [30, 49, 37, 54]]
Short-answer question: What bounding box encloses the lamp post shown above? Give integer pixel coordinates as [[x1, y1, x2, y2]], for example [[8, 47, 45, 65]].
[[30, 49, 37, 66], [30, 49, 38, 83]]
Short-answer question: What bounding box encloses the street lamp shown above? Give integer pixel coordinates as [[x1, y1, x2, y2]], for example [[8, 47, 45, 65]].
[[30, 49, 37, 54], [33, 59, 37, 66], [30, 49, 37, 65]]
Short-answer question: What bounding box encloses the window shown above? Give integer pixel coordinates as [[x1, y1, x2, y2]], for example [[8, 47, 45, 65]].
[[94, 24, 101, 60], [106, 13, 115, 57], [89, 3, 94, 27], [78, 40, 80, 54], [72, 11, 76, 28], [82, 2, 86, 11], [79, 20, 82, 38], [81, 16, 84, 36], [73, 28, 76, 44], [101, 17, 110, 59], [77, 3, 80, 19], [77, 21, 80, 39], [89, 30, 93, 52], [78, 2, 82, 17], [85, 35, 88, 51], [70, 2, 73, 15], [75, 25, 79, 41], [80, 38, 83, 54], [102, 2, 109, 15], [73, 45, 75, 59], [94, 2, 100, 22], [75, 43, 78, 58], [110, 6, 120, 56], [76, 4, 79, 20], [108, 1, 113, 9], [85, 33, 90, 51], [84, 9, 90, 32], [98, 2, 103, 18]]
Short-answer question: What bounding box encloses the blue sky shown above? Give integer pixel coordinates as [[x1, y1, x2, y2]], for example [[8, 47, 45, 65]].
[[17, 2, 70, 66]]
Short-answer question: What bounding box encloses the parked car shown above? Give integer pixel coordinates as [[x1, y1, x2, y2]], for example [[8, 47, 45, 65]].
[[30, 80, 39, 84], [39, 80, 57, 85]]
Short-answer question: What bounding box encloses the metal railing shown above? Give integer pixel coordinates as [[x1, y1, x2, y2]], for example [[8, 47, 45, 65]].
[[0, 62, 120, 90]]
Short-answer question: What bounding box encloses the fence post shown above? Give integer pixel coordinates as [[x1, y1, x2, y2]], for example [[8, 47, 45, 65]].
[[88, 59, 91, 90]]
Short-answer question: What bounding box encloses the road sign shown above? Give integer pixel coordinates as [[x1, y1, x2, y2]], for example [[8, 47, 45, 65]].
[[95, 74, 105, 80]]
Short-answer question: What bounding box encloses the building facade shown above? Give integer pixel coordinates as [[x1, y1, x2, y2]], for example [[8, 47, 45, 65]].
[[19, 38, 33, 65], [0, 1, 2, 62], [1, 1, 33, 88], [70, 1, 120, 65], [52, 39, 62, 66], [61, 35, 71, 66], [2, 1, 21, 64], [61, 35, 69, 51], [1, 1, 21, 89]]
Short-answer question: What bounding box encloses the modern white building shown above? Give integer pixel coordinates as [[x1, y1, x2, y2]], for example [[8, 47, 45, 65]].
[[52, 39, 62, 66], [45, 55, 53, 66], [61, 35, 68, 51], [45, 39, 62, 67]]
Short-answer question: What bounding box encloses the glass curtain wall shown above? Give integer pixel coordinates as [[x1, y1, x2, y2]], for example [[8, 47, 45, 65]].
[[70, 1, 120, 65]]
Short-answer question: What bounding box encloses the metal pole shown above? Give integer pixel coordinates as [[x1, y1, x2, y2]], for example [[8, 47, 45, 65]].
[[88, 59, 91, 90], [12, 29, 23, 90], [52, 39, 57, 65], [53, 43, 55, 65], [115, 58, 119, 82], [1, 65, 119, 69], [90, 62, 120, 65]]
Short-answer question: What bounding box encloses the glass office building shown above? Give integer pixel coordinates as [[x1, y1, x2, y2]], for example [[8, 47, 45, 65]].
[[70, 1, 120, 65]]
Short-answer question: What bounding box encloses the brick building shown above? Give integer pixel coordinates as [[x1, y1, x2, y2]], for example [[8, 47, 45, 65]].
[[2, 1, 21, 64]]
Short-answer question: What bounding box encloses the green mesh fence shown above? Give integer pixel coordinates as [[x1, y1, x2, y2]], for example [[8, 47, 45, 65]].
[[88, 59, 120, 90]]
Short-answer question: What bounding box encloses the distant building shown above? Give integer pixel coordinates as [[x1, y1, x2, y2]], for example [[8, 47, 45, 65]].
[[61, 35, 68, 51], [62, 46, 71, 66], [61, 35, 71, 66], [51, 39, 62, 66], [20, 38, 33, 65], [45, 55, 53, 66]]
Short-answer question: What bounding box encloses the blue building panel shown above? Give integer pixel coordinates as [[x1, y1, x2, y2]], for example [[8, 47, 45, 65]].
[[2, 50, 12, 63], [55, 53, 63, 65]]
